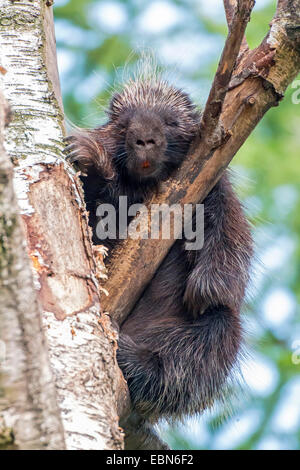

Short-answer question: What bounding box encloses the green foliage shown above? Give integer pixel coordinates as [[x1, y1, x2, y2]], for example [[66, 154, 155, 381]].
[[54, 0, 300, 450]]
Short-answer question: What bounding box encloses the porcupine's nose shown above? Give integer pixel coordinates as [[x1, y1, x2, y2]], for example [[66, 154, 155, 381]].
[[132, 131, 160, 170], [127, 110, 165, 155], [135, 137, 156, 150], [126, 110, 167, 175]]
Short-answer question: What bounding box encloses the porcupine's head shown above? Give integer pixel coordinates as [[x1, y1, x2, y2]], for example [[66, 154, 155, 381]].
[[108, 75, 200, 183]]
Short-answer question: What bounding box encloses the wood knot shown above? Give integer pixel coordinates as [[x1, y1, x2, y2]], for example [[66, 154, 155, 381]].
[[244, 95, 256, 106]]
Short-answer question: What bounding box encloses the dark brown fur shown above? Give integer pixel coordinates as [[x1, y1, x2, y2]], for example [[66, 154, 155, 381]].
[[65, 75, 253, 430]]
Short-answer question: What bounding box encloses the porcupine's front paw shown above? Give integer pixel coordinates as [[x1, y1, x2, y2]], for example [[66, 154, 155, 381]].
[[183, 285, 212, 318], [183, 269, 235, 318]]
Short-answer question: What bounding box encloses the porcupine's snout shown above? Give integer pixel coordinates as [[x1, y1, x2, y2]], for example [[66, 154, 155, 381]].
[[125, 109, 167, 178]]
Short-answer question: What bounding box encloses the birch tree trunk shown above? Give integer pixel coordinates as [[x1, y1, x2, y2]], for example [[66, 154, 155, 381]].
[[0, 0, 123, 450], [0, 88, 65, 450]]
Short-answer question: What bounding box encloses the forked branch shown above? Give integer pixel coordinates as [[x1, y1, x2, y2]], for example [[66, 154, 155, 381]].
[[101, 1, 300, 331]]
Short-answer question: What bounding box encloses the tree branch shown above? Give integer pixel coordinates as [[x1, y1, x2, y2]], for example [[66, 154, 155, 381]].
[[201, 0, 254, 138], [101, 0, 300, 326], [223, 0, 250, 55]]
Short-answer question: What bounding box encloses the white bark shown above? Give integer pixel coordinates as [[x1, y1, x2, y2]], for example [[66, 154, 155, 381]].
[[0, 90, 65, 450], [0, 0, 123, 450]]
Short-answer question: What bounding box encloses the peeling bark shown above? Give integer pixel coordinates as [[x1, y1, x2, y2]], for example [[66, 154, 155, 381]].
[[0, 0, 123, 450]]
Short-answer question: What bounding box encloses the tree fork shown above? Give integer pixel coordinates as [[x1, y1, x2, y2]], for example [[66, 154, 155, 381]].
[[101, 0, 300, 326]]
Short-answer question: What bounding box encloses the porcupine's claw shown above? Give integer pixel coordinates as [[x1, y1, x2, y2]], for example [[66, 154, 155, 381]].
[[62, 135, 74, 143], [62, 142, 76, 154], [62, 137, 81, 163], [64, 149, 81, 163]]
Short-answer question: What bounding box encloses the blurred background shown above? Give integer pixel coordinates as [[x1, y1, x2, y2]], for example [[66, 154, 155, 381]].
[[53, 0, 300, 450]]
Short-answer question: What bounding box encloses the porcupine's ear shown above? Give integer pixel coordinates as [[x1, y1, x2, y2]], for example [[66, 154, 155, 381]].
[[63, 127, 116, 180], [108, 92, 126, 121]]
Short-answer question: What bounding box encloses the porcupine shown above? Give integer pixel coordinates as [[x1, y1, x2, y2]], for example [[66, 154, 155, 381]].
[[64, 67, 253, 448]]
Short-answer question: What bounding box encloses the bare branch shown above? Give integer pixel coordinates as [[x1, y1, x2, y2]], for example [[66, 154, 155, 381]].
[[224, 0, 239, 24], [223, 0, 250, 54], [201, 0, 255, 138]]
